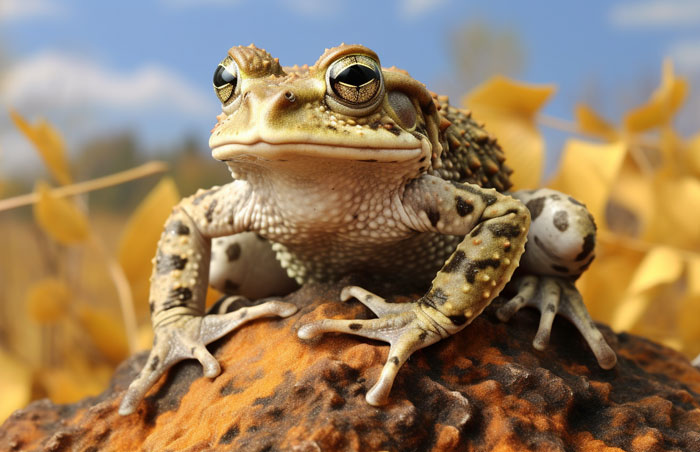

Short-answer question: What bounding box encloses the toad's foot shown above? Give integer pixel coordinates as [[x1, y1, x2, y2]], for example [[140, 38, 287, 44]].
[[298, 286, 448, 406], [118, 299, 297, 416], [496, 275, 617, 369]]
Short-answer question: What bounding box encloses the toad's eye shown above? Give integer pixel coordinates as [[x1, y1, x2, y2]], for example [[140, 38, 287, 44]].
[[213, 57, 239, 104], [327, 55, 382, 105]]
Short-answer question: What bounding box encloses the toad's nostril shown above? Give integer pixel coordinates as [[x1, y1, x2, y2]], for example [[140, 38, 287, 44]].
[[284, 91, 296, 103]]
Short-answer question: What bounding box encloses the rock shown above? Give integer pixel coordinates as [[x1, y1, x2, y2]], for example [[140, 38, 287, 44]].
[[1, 281, 700, 452]]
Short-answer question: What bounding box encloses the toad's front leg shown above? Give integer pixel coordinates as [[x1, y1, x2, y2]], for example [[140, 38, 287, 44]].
[[298, 176, 530, 405], [118, 183, 297, 416]]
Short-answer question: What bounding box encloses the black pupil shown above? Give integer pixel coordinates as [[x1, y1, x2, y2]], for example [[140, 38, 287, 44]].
[[333, 63, 378, 87], [213, 65, 236, 87]]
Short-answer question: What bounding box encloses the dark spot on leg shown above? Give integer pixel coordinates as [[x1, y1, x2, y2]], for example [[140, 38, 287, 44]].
[[226, 243, 242, 261], [237, 309, 248, 319], [155, 252, 188, 274], [552, 264, 570, 273], [553, 210, 569, 232], [448, 314, 469, 326], [390, 356, 400, 365], [426, 209, 440, 227], [219, 425, 240, 444], [166, 220, 190, 236], [464, 258, 501, 283], [418, 330, 428, 342], [205, 199, 218, 223], [568, 196, 584, 207], [487, 223, 521, 238], [455, 196, 474, 216], [550, 194, 561, 200], [162, 287, 193, 310], [575, 233, 596, 261], [442, 250, 466, 273], [526, 197, 546, 221], [349, 323, 363, 330], [546, 303, 557, 313], [422, 288, 448, 310], [224, 279, 239, 293], [579, 255, 595, 272], [149, 356, 160, 371], [192, 187, 220, 206], [534, 236, 559, 260], [149, 300, 155, 314]]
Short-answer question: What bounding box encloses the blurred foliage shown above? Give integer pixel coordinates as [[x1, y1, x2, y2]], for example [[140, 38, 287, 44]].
[[0, 49, 699, 426], [0, 112, 228, 422]]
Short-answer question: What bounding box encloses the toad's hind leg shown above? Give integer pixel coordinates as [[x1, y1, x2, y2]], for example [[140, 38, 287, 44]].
[[210, 232, 298, 299], [497, 189, 617, 369]]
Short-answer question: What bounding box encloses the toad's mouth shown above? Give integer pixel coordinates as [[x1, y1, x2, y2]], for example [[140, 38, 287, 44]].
[[211, 141, 425, 163]]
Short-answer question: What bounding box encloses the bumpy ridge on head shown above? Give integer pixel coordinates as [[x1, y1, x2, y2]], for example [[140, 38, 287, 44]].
[[228, 44, 285, 78]]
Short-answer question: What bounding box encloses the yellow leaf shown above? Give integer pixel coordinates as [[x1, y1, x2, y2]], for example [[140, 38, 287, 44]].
[[607, 158, 655, 238], [577, 239, 646, 322], [623, 59, 688, 132], [26, 277, 71, 324], [463, 76, 556, 189], [611, 292, 654, 332], [33, 181, 90, 244], [678, 294, 700, 358], [10, 110, 72, 185], [0, 349, 32, 423], [685, 132, 700, 179], [575, 104, 619, 142], [118, 177, 179, 316], [548, 139, 627, 225], [648, 176, 700, 248], [76, 305, 129, 364], [38, 363, 111, 405], [626, 246, 683, 295], [687, 255, 700, 297]]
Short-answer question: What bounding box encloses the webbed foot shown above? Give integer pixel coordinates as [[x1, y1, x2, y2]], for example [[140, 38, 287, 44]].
[[119, 298, 297, 415], [298, 286, 447, 406], [496, 275, 617, 369]]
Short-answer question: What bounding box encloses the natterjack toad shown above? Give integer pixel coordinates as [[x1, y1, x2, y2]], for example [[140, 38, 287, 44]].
[[119, 44, 616, 415]]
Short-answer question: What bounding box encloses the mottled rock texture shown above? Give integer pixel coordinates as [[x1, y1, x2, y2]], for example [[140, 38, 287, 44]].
[[2, 281, 700, 452]]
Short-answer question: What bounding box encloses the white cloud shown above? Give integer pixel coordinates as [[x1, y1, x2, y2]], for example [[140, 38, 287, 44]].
[[0, 0, 61, 22], [399, 0, 448, 19], [609, 0, 700, 28], [669, 39, 700, 73], [0, 52, 214, 172], [0, 52, 210, 114]]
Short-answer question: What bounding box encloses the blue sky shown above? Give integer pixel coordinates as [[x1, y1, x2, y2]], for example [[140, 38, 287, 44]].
[[1, 0, 699, 176]]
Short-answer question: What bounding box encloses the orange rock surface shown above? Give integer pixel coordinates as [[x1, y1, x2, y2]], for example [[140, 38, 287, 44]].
[[1, 282, 700, 451]]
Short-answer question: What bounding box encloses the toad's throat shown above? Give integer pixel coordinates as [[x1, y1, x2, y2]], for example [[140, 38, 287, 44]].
[[212, 141, 424, 163]]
